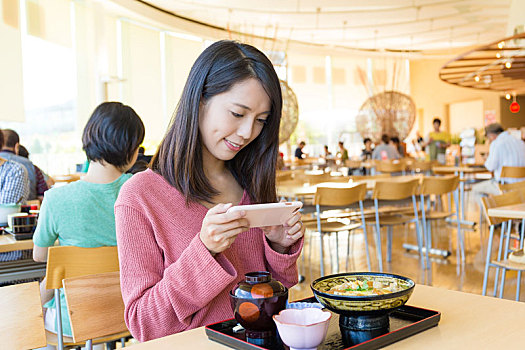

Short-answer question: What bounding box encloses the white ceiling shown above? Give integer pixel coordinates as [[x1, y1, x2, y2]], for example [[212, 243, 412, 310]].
[[143, 0, 512, 53]]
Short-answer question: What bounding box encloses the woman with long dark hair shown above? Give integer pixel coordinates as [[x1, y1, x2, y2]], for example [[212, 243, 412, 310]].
[[115, 40, 304, 341]]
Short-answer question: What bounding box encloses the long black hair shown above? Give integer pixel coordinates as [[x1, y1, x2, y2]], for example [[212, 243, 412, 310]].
[[151, 40, 282, 205]]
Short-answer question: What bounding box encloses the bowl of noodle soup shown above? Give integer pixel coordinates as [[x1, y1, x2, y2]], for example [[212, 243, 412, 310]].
[[311, 272, 415, 317]]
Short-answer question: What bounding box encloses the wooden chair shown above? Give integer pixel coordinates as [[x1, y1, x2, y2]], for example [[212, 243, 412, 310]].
[[481, 190, 525, 300], [63, 271, 129, 350], [375, 160, 406, 175], [499, 179, 525, 193], [417, 176, 462, 268], [369, 178, 423, 272], [0, 281, 47, 349], [500, 166, 525, 184], [349, 174, 391, 182], [45, 246, 125, 349], [408, 160, 433, 175], [303, 183, 370, 276]]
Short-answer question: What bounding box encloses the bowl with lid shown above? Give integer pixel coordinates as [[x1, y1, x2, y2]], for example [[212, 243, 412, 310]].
[[230, 271, 288, 335]]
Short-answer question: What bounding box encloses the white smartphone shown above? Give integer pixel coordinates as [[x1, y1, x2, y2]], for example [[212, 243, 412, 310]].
[[226, 201, 303, 228]]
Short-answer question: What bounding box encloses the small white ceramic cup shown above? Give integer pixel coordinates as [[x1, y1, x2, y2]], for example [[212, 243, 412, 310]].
[[273, 308, 331, 350]]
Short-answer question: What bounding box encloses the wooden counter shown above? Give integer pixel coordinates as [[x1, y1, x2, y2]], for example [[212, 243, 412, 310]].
[[128, 284, 525, 349]]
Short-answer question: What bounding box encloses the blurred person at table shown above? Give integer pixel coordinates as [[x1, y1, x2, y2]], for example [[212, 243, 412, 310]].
[[115, 40, 304, 342], [422, 118, 450, 163], [294, 140, 307, 159], [0, 130, 29, 205], [372, 134, 400, 160], [0, 130, 30, 263], [322, 145, 332, 159], [336, 141, 349, 163], [361, 138, 374, 160], [18, 145, 51, 200], [0, 129, 39, 200], [390, 136, 405, 157], [472, 123, 525, 202], [32, 102, 145, 339]]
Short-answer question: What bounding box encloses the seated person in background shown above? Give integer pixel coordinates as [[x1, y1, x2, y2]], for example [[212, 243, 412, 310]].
[[322, 145, 332, 158], [0, 129, 38, 200], [0, 130, 29, 204], [372, 134, 400, 160], [472, 123, 525, 202], [336, 141, 349, 163], [390, 136, 405, 157], [361, 138, 373, 160], [423, 118, 450, 163], [0, 130, 30, 263], [294, 141, 307, 159], [18, 145, 49, 200], [115, 40, 303, 341], [32, 101, 145, 338]]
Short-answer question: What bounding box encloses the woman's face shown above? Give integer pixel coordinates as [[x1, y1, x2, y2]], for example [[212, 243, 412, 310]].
[[199, 78, 271, 162]]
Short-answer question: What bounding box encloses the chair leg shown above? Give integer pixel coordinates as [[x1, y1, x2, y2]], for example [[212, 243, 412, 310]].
[[346, 231, 350, 272], [319, 232, 325, 277], [55, 289, 64, 350], [482, 225, 495, 296], [335, 231, 340, 274], [517, 271, 522, 302], [387, 226, 393, 263], [362, 224, 372, 271], [494, 222, 506, 296], [499, 220, 513, 298], [374, 223, 383, 272]]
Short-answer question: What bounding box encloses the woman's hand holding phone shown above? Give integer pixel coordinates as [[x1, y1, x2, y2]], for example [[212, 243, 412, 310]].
[[262, 210, 304, 254], [200, 203, 249, 255]]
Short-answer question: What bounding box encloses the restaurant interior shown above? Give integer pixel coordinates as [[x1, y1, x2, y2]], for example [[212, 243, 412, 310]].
[[2, 0, 525, 349]]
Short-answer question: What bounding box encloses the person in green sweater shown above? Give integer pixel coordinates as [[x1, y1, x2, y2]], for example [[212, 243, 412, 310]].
[[32, 101, 145, 338]]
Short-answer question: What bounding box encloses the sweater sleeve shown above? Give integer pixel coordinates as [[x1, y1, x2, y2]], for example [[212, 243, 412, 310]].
[[115, 205, 238, 341], [263, 233, 303, 289]]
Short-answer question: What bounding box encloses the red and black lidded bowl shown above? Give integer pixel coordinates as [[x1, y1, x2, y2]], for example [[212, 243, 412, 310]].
[[230, 271, 288, 334]]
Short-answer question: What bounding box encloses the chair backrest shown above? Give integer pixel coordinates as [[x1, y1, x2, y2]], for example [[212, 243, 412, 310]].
[[350, 174, 391, 182], [409, 160, 433, 172], [304, 173, 332, 185], [481, 190, 524, 226], [373, 178, 420, 200], [500, 166, 525, 179], [420, 175, 460, 196], [0, 282, 47, 349], [345, 159, 362, 168], [63, 271, 127, 343], [314, 183, 367, 206], [45, 246, 120, 289], [375, 161, 405, 173], [499, 179, 525, 193]]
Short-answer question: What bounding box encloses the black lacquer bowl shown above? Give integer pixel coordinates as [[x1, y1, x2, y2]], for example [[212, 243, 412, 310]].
[[311, 272, 415, 333]]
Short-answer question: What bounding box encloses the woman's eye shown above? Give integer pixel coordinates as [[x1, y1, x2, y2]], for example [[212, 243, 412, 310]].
[[257, 119, 268, 125], [231, 111, 243, 118]]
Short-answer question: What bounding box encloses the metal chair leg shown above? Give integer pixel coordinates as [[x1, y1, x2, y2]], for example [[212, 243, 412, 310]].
[[482, 225, 495, 296]]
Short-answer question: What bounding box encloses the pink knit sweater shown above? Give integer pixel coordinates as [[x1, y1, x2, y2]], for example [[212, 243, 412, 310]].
[[115, 169, 302, 342]]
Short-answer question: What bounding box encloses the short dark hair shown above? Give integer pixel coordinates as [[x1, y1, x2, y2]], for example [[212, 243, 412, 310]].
[[363, 138, 371, 144], [433, 118, 441, 126], [381, 134, 390, 144], [338, 141, 344, 146], [390, 136, 400, 144], [82, 102, 145, 169], [299, 141, 306, 146], [2, 129, 20, 148], [151, 40, 282, 205], [138, 146, 145, 154], [0, 129, 3, 149], [485, 123, 504, 135], [18, 145, 29, 158]]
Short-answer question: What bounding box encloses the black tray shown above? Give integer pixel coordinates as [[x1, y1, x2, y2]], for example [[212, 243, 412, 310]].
[[205, 297, 440, 350], [2, 227, 34, 240]]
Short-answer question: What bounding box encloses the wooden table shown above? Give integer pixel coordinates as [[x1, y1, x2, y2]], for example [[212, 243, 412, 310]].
[[127, 285, 525, 349], [0, 234, 34, 253], [488, 203, 525, 219]]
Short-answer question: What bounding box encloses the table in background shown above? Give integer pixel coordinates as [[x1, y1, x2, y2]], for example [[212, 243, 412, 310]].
[[126, 285, 525, 349], [0, 233, 46, 284]]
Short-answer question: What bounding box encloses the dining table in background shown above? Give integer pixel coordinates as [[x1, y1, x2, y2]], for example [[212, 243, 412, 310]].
[[126, 284, 525, 349]]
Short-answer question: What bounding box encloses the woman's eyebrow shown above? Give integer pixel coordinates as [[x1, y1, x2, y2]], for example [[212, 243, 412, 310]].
[[232, 102, 270, 115]]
